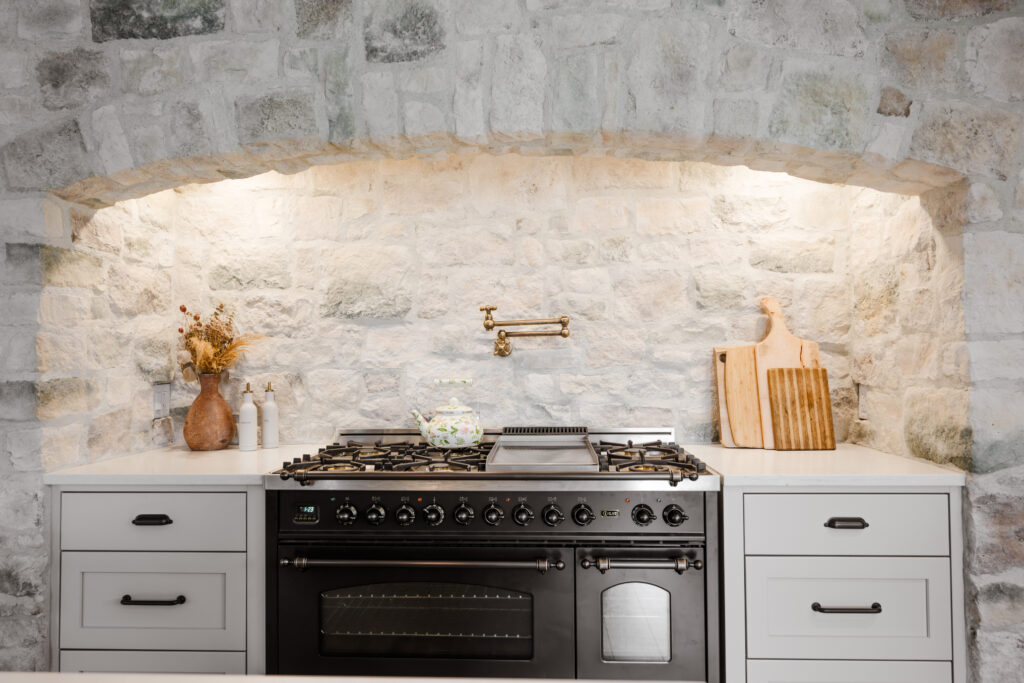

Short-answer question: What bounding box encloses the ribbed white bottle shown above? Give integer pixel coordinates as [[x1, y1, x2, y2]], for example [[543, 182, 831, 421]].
[[238, 383, 258, 451], [262, 382, 279, 449]]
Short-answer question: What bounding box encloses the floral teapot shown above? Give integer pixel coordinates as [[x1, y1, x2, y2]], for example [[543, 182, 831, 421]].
[[411, 396, 483, 449]]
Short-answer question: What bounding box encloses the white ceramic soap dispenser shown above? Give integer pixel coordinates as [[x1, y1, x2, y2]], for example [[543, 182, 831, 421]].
[[262, 382, 279, 449], [238, 383, 258, 451]]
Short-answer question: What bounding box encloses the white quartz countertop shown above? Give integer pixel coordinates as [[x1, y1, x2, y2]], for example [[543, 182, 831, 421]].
[[41, 443, 321, 485], [686, 442, 966, 487], [0, 676, 599, 683]]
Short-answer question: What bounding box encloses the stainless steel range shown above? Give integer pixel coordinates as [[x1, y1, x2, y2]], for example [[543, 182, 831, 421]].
[[266, 427, 720, 682]]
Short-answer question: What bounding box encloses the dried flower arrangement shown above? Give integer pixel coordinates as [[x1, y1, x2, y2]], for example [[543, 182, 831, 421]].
[[176, 303, 261, 381]]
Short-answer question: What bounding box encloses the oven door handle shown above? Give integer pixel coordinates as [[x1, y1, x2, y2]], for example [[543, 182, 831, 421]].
[[580, 557, 703, 574], [280, 557, 567, 573]]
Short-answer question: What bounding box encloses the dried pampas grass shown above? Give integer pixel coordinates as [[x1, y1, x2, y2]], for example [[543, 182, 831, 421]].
[[177, 303, 262, 381]]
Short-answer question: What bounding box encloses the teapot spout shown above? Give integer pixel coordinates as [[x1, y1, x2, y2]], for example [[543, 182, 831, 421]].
[[410, 410, 429, 438]]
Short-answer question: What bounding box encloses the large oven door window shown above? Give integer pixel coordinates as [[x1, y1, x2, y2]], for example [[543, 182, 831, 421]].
[[601, 582, 671, 662], [320, 582, 533, 659]]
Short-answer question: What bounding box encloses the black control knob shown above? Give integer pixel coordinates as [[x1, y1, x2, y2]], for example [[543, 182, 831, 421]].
[[365, 504, 386, 526], [662, 504, 688, 527], [513, 504, 535, 526], [395, 504, 416, 526], [483, 504, 504, 526], [423, 504, 444, 526], [335, 504, 358, 525], [632, 504, 654, 526], [453, 503, 475, 526], [542, 504, 565, 527], [571, 504, 595, 527]]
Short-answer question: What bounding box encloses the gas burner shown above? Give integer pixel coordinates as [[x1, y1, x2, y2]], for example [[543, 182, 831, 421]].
[[598, 440, 706, 479]]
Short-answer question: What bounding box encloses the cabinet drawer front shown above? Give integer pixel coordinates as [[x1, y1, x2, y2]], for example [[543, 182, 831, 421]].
[[61, 492, 245, 551], [746, 556, 951, 661], [744, 493, 949, 556], [748, 660, 951, 683], [60, 552, 246, 651], [61, 650, 245, 674]]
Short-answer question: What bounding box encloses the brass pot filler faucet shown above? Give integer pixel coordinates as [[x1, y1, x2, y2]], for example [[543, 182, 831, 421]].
[[481, 305, 570, 357]]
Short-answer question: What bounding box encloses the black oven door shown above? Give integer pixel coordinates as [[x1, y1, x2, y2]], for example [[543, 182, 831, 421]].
[[275, 544, 574, 678], [575, 546, 707, 681]]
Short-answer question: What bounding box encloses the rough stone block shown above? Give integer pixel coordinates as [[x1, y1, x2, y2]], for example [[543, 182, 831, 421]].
[[713, 98, 759, 138], [35, 378, 99, 420], [295, 0, 353, 39], [969, 385, 1024, 473], [121, 99, 209, 167], [90, 0, 226, 42], [1, 119, 93, 191], [881, 28, 958, 91], [973, 630, 1024, 683], [18, 0, 83, 40], [5, 428, 42, 472], [768, 69, 870, 151], [0, 382, 37, 422], [235, 91, 319, 145], [719, 43, 774, 92], [543, 13, 624, 47], [90, 104, 134, 176], [552, 51, 600, 133], [730, 0, 866, 58], [964, 231, 1024, 335], [190, 40, 279, 84], [36, 328, 89, 373], [977, 578, 1024, 629], [965, 182, 1003, 223], [2, 244, 41, 286], [41, 423, 85, 471], [403, 100, 448, 143], [284, 48, 319, 82], [902, 387, 971, 469], [324, 48, 354, 144], [40, 246, 105, 289], [209, 253, 291, 290], [86, 407, 133, 460], [321, 244, 415, 319], [904, 0, 1014, 19], [910, 102, 1021, 180], [637, 196, 711, 235], [966, 18, 1024, 103], [0, 48, 29, 89], [361, 71, 401, 144], [106, 264, 170, 317], [230, 0, 287, 33], [453, 0, 519, 34], [877, 86, 911, 117], [626, 18, 709, 136], [120, 46, 187, 95], [490, 34, 546, 141], [453, 40, 486, 143], [750, 236, 835, 273], [71, 206, 123, 255], [364, 0, 446, 63]]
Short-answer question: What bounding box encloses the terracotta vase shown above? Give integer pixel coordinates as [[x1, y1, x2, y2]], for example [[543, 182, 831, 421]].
[[183, 373, 235, 451]]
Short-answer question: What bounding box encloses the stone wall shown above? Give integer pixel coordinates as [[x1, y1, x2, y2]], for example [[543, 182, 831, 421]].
[[0, 0, 1022, 678]]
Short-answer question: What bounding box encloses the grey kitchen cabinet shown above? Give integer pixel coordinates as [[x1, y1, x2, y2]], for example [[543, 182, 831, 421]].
[[49, 485, 265, 674]]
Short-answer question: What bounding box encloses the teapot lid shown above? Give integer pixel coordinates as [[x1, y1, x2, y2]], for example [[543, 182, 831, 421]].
[[435, 396, 474, 415]]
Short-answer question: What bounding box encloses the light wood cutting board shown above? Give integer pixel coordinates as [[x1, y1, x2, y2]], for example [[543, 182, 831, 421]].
[[767, 367, 836, 450], [755, 297, 820, 449], [714, 345, 762, 448]]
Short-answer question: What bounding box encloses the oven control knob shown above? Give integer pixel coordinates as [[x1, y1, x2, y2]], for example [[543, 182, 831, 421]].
[[513, 504, 534, 526], [542, 504, 565, 527], [423, 504, 444, 526], [365, 504, 386, 526], [631, 504, 655, 526], [453, 503, 475, 526], [571, 504, 595, 527], [483, 504, 504, 526], [395, 504, 416, 526], [335, 504, 358, 525], [662, 504, 688, 527]]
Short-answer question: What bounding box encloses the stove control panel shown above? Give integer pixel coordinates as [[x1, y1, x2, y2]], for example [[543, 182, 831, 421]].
[[279, 491, 706, 536]]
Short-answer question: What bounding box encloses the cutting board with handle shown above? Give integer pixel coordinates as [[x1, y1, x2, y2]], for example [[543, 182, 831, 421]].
[[755, 297, 821, 449], [714, 344, 762, 448], [767, 367, 836, 450]]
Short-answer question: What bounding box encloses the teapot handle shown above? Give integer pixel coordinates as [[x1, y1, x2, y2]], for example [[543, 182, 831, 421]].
[[434, 378, 473, 386]]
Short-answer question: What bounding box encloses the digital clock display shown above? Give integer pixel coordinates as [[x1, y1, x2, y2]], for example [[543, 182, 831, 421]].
[[293, 504, 319, 524]]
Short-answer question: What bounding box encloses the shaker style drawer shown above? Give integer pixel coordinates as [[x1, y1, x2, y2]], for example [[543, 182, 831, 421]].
[[60, 552, 246, 651], [60, 650, 246, 674], [746, 556, 951, 661], [747, 660, 952, 683], [744, 493, 949, 556], [61, 492, 246, 551]]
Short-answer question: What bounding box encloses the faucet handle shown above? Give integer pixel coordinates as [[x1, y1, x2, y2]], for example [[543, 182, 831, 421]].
[[480, 305, 497, 330]]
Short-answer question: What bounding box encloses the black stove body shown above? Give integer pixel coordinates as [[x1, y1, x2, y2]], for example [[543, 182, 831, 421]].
[[266, 428, 720, 682]]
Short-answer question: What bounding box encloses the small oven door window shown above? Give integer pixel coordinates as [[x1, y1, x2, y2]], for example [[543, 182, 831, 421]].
[[601, 582, 671, 662], [320, 582, 533, 660]]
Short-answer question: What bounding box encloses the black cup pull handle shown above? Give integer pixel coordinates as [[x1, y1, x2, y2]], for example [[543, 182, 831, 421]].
[[824, 517, 869, 529], [812, 601, 882, 614], [132, 514, 173, 526], [121, 594, 186, 606]]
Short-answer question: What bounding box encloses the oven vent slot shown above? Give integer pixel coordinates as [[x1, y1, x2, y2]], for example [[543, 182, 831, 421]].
[[502, 426, 589, 435]]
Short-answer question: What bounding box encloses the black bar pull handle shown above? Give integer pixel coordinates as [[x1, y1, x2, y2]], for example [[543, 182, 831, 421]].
[[812, 601, 882, 614], [120, 594, 186, 606], [280, 557, 566, 573], [824, 517, 869, 529], [580, 557, 703, 574], [132, 514, 173, 526]]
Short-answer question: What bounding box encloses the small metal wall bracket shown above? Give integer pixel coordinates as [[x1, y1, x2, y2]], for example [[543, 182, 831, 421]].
[[480, 305, 570, 357]]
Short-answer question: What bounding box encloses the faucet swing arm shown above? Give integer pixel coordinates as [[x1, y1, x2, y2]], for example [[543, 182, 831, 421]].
[[480, 305, 570, 357]]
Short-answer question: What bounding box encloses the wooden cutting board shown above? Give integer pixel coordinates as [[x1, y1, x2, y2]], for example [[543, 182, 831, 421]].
[[767, 367, 836, 450], [755, 297, 820, 449], [714, 345, 762, 448]]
